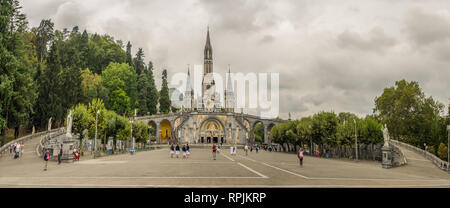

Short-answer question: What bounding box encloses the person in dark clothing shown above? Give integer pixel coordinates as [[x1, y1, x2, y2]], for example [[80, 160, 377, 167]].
[[175, 144, 180, 158], [58, 145, 63, 164], [170, 144, 175, 158], [182, 145, 187, 158], [186, 144, 190, 158], [43, 150, 50, 171]]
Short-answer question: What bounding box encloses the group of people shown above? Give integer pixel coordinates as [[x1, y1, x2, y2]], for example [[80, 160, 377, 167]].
[[9, 142, 24, 159], [170, 143, 190, 159]]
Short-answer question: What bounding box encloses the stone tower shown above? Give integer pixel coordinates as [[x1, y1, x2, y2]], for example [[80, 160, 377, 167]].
[[184, 65, 194, 111], [201, 26, 218, 109], [224, 65, 235, 112]]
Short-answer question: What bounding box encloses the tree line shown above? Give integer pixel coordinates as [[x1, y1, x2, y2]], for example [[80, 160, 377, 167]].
[[269, 80, 449, 161], [0, 0, 171, 145]]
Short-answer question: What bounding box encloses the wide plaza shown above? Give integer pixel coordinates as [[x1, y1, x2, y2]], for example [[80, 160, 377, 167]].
[[0, 135, 449, 188]]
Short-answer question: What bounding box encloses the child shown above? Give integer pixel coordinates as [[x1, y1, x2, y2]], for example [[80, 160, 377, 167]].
[[175, 144, 180, 158], [186, 144, 190, 158], [182, 145, 187, 158], [170, 144, 175, 158]]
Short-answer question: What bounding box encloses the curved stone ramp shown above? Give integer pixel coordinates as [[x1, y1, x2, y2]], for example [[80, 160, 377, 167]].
[[0, 134, 47, 177], [392, 144, 449, 179]]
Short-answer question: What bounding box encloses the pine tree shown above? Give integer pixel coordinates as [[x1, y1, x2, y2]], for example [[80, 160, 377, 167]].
[[126, 41, 134, 68], [35, 19, 54, 64], [159, 69, 171, 114], [147, 61, 158, 115], [137, 69, 149, 115], [35, 42, 64, 127], [1, 0, 38, 143], [134, 48, 145, 75]]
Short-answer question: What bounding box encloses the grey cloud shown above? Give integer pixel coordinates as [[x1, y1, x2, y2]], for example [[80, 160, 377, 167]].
[[19, 0, 450, 119], [404, 8, 450, 46], [259, 35, 275, 44], [337, 27, 396, 53]]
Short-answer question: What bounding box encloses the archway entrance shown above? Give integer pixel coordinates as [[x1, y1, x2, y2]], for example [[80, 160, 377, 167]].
[[148, 121, 157, 143], [160, 120, 171, 144], [200, 118, 224, 144], [253, 121, 264, 144]]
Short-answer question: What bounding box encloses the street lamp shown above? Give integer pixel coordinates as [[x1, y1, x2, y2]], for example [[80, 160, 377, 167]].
[[354, 119, 358, 161], [447, 125, 449, 172], [94, 110, 100, 158], [130, 119, 134, 154], [309, 124, 313, 156]]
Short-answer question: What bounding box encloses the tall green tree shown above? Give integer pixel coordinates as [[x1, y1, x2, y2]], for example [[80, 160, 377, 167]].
[[374, 79, 444, 147], [147, 61, 158, 115], [1, 0, 38, 143], [159, 69, 171, 114], [101, 62, 138, 113], [35, 42, 64, 127], [125, 41, 133, 68], [137, 69, 149, 115], [133, 48, 145, 75], [35, 19, 54, 64]]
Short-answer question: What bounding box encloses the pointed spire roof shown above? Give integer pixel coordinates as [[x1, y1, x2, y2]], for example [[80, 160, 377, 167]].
[[185, 65, 192, 93], [205, 26, 212, 50], [226, 64, 233, 92]]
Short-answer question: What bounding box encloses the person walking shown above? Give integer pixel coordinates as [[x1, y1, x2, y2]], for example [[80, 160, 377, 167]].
[[20, 143, 24, 157], [244, 144, 249, 156], [186, 143, 190, 158], [217, 144, 221, 154], [212, 144, 217, 160], [170, 144, 175, 158], [175, 144, 180, 158], [233, 145, 237, 156], [43, 150, 50, 171], [57, 145, 63, 164], [182, 145, 187, 159], [298, 148, 304, 167], [77, 147, 81, 161], [14, 143, 20, 159], [9, 144, 13, 157], [256, 145, 259, 153]]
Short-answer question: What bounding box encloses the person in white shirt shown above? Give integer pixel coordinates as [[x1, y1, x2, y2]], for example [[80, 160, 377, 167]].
[[298, 148, 304, 166], [244, 144, 249, 156]]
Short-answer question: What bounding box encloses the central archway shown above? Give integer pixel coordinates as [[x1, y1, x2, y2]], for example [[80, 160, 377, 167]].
[[160, 119, 171, 144], [199, 118, 225, 144]]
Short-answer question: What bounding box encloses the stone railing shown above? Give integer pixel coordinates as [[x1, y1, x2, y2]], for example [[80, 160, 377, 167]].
[[390, 139, 449, 172], [36, 130, 65, 157], [389, 142, 407, 167], [0, 128, 63, 157]]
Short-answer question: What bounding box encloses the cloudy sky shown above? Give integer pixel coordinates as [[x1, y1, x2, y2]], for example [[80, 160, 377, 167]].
[[21, 0, 450, 119]]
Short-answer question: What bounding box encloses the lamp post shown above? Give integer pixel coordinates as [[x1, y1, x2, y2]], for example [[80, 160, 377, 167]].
[[447, 125, 449, 172], [354, 119, 358, 161], [130, 119, 134, 154], [309, 124, 313, 156], [94, 110, 100, 158]]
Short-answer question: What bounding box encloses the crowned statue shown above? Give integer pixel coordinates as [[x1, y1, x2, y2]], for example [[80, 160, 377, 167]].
[[66, 110, 73, 138], [382, 124, 390, 147]]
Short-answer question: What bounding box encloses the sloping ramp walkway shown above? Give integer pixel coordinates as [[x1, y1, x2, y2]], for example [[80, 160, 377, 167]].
[[394, 144, 449, 179]]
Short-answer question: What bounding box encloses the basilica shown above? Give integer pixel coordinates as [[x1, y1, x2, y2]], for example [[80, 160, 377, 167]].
[[135, 28, 282, 145]]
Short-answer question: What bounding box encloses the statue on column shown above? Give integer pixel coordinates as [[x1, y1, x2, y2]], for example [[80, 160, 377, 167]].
[[382, 124, 390, 147], [48, 117, 52, 131], [66, 110, 73, 138]]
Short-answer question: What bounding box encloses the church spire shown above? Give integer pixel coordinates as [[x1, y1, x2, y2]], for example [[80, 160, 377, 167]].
[[204, 26, 213, 74]]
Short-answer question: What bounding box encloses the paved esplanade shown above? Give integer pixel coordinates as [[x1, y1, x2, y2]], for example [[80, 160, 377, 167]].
[[0, 136, 449, 187]]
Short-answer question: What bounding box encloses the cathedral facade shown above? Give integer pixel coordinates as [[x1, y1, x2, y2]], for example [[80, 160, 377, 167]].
[[136, 28, 283, 145]]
